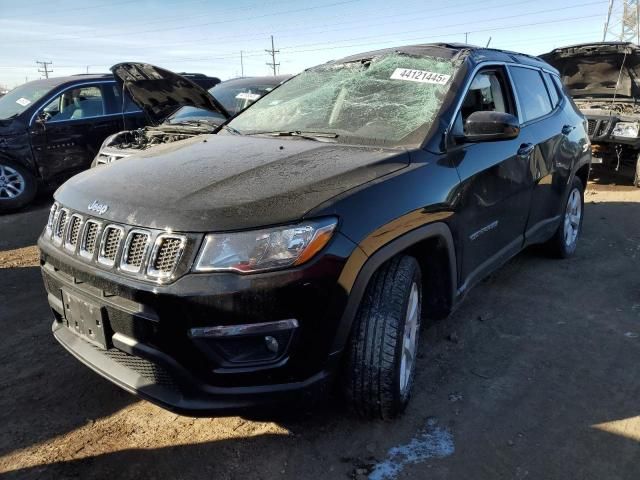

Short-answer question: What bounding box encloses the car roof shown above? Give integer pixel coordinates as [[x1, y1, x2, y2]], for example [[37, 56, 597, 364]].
[[333, 42, 556, 73], [215, 75, 292, 88], [21, 73, 114, 90]]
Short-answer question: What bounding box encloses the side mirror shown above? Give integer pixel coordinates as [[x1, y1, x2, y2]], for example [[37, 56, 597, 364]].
[[459, 111, 520, 143], [35, 111, 50, 124]]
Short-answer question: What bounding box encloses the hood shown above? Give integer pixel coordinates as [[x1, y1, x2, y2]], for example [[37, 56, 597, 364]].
[[55, 134, 409, 231], [110, 63, 230, 125], [0, 117, 27, 136], [540, 42, 640, 98]]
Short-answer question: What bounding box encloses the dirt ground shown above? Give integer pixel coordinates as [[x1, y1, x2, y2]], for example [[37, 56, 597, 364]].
[[1, 175, 639, 480]]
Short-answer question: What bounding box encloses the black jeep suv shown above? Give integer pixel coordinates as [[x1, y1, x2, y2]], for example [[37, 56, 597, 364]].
[[39, 43, 590, 419]]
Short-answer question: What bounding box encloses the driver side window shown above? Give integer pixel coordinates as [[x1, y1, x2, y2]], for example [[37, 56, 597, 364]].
[[41, 86, 105, 122], [454, 70, 511, 134], [462, 72, 507, 118]]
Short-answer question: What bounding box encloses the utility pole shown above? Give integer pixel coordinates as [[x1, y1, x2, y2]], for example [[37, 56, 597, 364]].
[[265, 35, 280, 76], [36, 60, 53, 79], [464, 32, 469, 44], [603, 0, 640, 43], [240, 50, 244, 78]]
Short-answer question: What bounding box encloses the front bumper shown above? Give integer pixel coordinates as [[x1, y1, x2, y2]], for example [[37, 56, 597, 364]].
[[52, 322, 332, 416], [40, 231, 357, 415]]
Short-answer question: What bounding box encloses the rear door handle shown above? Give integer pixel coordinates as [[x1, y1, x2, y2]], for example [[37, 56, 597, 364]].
[[517, 143, 535, 157], [562, 124, 575, 135]]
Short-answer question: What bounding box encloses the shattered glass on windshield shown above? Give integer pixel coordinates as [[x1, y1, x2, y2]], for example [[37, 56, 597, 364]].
[[229, 53, 459, 146]]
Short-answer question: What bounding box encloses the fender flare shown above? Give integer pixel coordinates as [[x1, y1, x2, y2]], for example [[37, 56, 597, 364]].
[[330, 221, 457, 354]]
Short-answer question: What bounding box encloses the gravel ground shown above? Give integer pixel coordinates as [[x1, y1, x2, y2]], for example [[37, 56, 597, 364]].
[[0, 178, 639, 480]]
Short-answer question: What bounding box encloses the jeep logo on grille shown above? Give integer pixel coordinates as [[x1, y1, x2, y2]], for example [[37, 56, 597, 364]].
[[87, 200, 109, 215]]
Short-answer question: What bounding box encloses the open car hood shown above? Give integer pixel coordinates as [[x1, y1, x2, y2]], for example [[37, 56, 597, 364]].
[[540, 42, 640, 99], [110, 63, 230, 125]]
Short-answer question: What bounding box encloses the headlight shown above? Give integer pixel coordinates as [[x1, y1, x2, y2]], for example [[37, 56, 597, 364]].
[[193, 218, 337, 273], [612, 122, 639, 138]]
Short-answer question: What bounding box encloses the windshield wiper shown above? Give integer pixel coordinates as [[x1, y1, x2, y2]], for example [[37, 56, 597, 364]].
[[251, 130, 339, 141], [220, 124, 242, 135]]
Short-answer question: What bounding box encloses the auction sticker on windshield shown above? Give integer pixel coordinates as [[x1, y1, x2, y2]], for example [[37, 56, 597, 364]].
[[15, 97, 31, 106], [236, 92, 261, 101], [390, 68, 451, 85]]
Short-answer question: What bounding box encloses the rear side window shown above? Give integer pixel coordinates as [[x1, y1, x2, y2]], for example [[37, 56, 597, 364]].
[[542, 72, 560, 108], [509, 66, 552, 122]]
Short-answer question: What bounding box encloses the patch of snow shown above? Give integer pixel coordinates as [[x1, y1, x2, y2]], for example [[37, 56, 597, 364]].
[[368, 418, 454, 480]]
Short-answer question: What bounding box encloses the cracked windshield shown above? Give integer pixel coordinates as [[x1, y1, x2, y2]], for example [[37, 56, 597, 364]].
[[229, 53, 458, 146]]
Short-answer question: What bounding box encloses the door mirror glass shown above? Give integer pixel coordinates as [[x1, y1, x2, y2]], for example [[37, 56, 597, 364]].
[[461, 110, 520, 142]]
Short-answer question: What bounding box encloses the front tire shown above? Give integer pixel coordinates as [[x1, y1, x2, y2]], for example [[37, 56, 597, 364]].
[[546, 176, 584, 258], [0, 160, 37, 212], [344, 255, 422, 419]]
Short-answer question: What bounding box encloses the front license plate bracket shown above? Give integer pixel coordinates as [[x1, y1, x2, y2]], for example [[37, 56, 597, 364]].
[[62, 290, 109, 349]]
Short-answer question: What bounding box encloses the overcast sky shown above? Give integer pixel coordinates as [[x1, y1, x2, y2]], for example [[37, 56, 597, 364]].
[[0, 0, 610, 88]]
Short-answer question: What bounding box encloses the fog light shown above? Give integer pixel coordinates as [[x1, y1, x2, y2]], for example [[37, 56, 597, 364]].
[[189, 319, 298, 367], [264, 335, 279, 353]]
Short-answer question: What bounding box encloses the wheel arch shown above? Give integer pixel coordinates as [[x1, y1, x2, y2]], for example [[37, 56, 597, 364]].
[[573, 161, 590, 189], [330, 222, 457, 354]]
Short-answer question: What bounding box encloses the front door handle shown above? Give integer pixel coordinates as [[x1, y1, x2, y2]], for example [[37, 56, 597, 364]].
[[517, 143, 535, 157], [562, 124, 575, 135]]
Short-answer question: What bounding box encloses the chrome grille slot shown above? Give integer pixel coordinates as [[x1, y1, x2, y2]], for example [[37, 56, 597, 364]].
[[46, 203, 59, 235], [53, 209, 69, 244], [98, 225, 124, 266], [80, 220, 101, 259], [148, 235, 186, 278], [64, 214, 83, 251], [597, 120, 610, 136], [120, 230, 150, 273], [46, 204, 189, 282]]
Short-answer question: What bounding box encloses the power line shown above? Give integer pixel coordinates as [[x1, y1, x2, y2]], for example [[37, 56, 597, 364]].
[[36, 60, 52, 79], [266, 36, 280, 76], [89, 0, 536, 52]]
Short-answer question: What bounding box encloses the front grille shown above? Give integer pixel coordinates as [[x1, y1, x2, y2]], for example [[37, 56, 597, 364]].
[[98, 226, 123, 266], [587, 119, 597, 135], [46, 203, 59, 234], [45, 204, 189, 282], [81, 221, 100, 258], [100, 348, 180, 390], [150, 236, 184, 276], [121, 231, 150, 272], [53, 208, 69, 242], [64, 215, 82, 251], [597, 120, 610, 136]]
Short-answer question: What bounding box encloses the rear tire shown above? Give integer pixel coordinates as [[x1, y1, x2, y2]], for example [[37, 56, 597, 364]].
[[546, 176, 584, 258], [343, 255, 422, 419], [0, 160, 37, 212]]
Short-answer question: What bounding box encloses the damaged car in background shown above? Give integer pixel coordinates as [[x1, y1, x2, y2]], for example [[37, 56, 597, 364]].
[[92, 68, 289, 166], [542, 42, 640, 186], [92, 63, 230, 166]]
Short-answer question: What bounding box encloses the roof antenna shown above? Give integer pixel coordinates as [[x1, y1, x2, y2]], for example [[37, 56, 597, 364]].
[[486, 37, 492, 48]]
